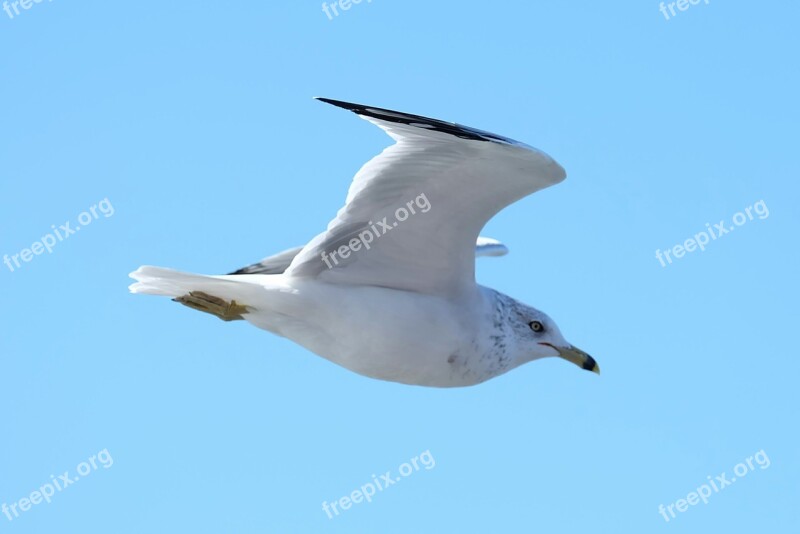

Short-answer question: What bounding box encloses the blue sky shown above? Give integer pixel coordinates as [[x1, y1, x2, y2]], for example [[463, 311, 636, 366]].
[[1, 1, 798, 532]]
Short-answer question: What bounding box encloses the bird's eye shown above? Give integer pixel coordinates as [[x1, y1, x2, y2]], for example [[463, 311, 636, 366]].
[[529, 321, 544, 333]]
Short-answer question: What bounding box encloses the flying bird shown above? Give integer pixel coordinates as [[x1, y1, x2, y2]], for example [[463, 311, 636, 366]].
[[129, 98, 599, 387]]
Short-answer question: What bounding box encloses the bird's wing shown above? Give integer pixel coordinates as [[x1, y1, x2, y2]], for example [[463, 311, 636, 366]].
[[230, 237, 508, 275], [475, 237, 509, 258], [228, 246, 305, 275], [286, 98, 566, 297]]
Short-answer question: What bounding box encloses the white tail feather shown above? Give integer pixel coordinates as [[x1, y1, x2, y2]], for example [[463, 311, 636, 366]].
[[128, 266, 259, 303]]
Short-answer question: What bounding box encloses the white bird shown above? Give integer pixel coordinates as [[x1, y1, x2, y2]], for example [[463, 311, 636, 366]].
[[129, 98, 599, 387]]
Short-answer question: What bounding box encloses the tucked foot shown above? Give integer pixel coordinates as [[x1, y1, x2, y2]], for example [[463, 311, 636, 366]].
[[173, 291, 249, 322]]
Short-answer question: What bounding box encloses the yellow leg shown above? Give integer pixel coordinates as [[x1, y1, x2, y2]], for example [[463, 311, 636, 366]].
[[173, 291, 249, 322]]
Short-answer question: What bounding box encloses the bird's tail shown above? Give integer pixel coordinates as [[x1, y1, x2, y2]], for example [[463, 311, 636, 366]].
[[129, 266, 270, 321], [129, 266, 236, 297]]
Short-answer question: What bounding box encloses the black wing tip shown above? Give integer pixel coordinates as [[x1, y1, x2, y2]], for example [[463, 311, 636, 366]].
[[314, 97, 364, 110], [228, 264, 273, 275], [314, 97, 381, 117], [228, 262, 291, 276], [228, 262, 268, 275], [314, 97, 526, 147]]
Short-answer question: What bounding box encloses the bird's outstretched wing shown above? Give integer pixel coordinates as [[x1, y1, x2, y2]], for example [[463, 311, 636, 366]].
[[285, 98, 566, 297], [230, 238, 509, 275]]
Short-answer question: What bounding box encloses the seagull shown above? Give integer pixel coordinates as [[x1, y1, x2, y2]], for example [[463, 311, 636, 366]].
[[129, 98, 599, 387]]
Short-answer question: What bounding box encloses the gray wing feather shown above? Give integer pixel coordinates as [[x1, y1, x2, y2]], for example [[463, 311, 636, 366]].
[[230, 238, 507, 276], [228, 246, 304, 275]]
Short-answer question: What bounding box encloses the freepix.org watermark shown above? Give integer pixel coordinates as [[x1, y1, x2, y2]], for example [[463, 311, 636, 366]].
[[321, 0, 372, 21], [2, 0, 55, 20], [658, 0, 710, 21], [3, 198, 115, 273], [320, 192, 431, 269], [655, 200, 768, 267], [658, 449, 770, 522], [2, 449, 114, 523], [322, 450, 436, 519]]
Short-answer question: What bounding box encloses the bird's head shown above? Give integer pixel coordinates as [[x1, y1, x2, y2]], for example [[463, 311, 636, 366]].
[[509, 304, 600, 374]]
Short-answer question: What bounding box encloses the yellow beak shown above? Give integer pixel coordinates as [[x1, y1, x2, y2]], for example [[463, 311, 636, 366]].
[[542, 343, 600, 374]]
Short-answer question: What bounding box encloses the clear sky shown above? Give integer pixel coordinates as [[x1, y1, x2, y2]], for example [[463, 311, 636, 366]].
[[1, 1, 798, 532]]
